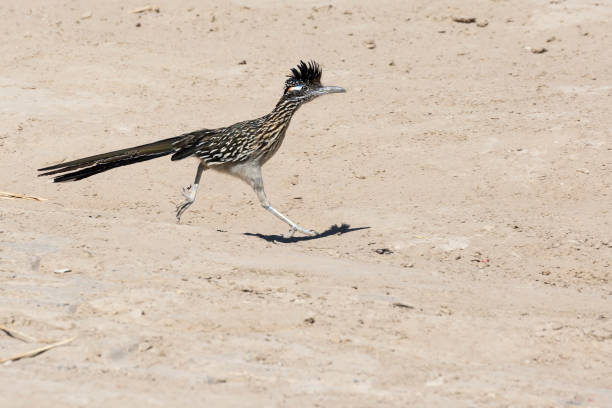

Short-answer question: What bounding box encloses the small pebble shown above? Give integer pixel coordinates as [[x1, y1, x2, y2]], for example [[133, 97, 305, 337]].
[[453, 17, 476, 24], [531, 47, 547, 54]]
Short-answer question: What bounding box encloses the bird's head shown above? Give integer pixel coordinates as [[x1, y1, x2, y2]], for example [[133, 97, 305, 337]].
[[283, 60, 345, 103]]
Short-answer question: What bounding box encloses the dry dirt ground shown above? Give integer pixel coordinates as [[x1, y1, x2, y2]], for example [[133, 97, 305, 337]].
[[1, 0, 611, 406]]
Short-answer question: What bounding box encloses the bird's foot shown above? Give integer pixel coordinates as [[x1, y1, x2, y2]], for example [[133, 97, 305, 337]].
[[176, 185, 197, 223], [175, 197, 194, 223], [287, 225, 318, 238]]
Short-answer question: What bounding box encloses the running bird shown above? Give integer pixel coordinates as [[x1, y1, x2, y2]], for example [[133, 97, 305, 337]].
[[38, 60, 346, 236]]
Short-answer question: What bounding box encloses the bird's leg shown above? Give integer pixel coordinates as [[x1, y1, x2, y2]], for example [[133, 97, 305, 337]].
[[250, 173, 317, 237], [176, 161, 205, 222], [263, 202, 318, 237]]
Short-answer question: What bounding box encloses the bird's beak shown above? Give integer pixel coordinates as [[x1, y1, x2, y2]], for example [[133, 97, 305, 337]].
[[316, 85, 346, 95]]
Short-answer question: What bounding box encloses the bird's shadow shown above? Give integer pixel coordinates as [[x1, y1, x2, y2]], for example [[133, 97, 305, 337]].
[[244, 223, 369, 243]]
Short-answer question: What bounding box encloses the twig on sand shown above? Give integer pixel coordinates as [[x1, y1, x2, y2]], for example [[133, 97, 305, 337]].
[[0, 325, 37, 343], [392, 302, 415, 310], [0, 336, 76, 364], [0, 191, 47, 201], [130, 5, 160, 14]]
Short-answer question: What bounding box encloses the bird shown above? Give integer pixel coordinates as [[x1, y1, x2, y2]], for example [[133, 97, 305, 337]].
[[38, 60, 345, 236]]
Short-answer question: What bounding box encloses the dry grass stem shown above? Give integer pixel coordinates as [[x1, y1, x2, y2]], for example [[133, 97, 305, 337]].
[[0, 191, 47, 201], [0, 325, 38, 343], [0, 336, 76, 364]]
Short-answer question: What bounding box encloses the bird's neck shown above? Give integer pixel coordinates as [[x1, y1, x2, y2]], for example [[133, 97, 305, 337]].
[[266, 97, 301, 125], [248, 97, 302, 164]]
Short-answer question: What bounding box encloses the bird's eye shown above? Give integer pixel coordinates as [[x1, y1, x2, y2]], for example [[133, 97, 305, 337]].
[[301, 85, 309, 92]]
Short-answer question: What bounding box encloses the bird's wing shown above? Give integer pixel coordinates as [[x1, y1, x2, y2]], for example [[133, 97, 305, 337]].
[[172, 119, 261, 165]]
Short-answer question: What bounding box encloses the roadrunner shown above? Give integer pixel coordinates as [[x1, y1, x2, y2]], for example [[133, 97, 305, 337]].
[[38, 61, 345, 236]]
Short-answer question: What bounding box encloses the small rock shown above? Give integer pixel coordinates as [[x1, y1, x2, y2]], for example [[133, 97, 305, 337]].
[[546, 36, 557, 43], [375, 248, 393, 255], [80, 12, 92, 20], [304, 317, 315, 325], [531, 47, 547, 54], [364, 40, 376, 49], [453, 17, 476, 24], [135, 22, 141, 27], [476, 20, 488, 27], [238, 60, 247, 65], [54, 268, 72, 274], [388, 61, 395, 66]]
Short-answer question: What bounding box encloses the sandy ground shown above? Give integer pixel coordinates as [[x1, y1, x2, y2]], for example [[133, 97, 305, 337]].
[[1, 0, 611, 406]]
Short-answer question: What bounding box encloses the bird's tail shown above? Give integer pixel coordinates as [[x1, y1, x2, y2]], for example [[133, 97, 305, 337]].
[[38, 136, 183, 183]]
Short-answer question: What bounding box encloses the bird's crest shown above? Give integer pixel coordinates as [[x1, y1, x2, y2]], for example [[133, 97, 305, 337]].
[[288, 60, 322, 86]]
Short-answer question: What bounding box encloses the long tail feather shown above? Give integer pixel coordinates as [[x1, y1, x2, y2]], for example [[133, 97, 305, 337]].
[[38, 136, 183, 183]]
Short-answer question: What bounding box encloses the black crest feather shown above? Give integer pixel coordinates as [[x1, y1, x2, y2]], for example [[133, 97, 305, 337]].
[[288, 60, 322, 85]]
